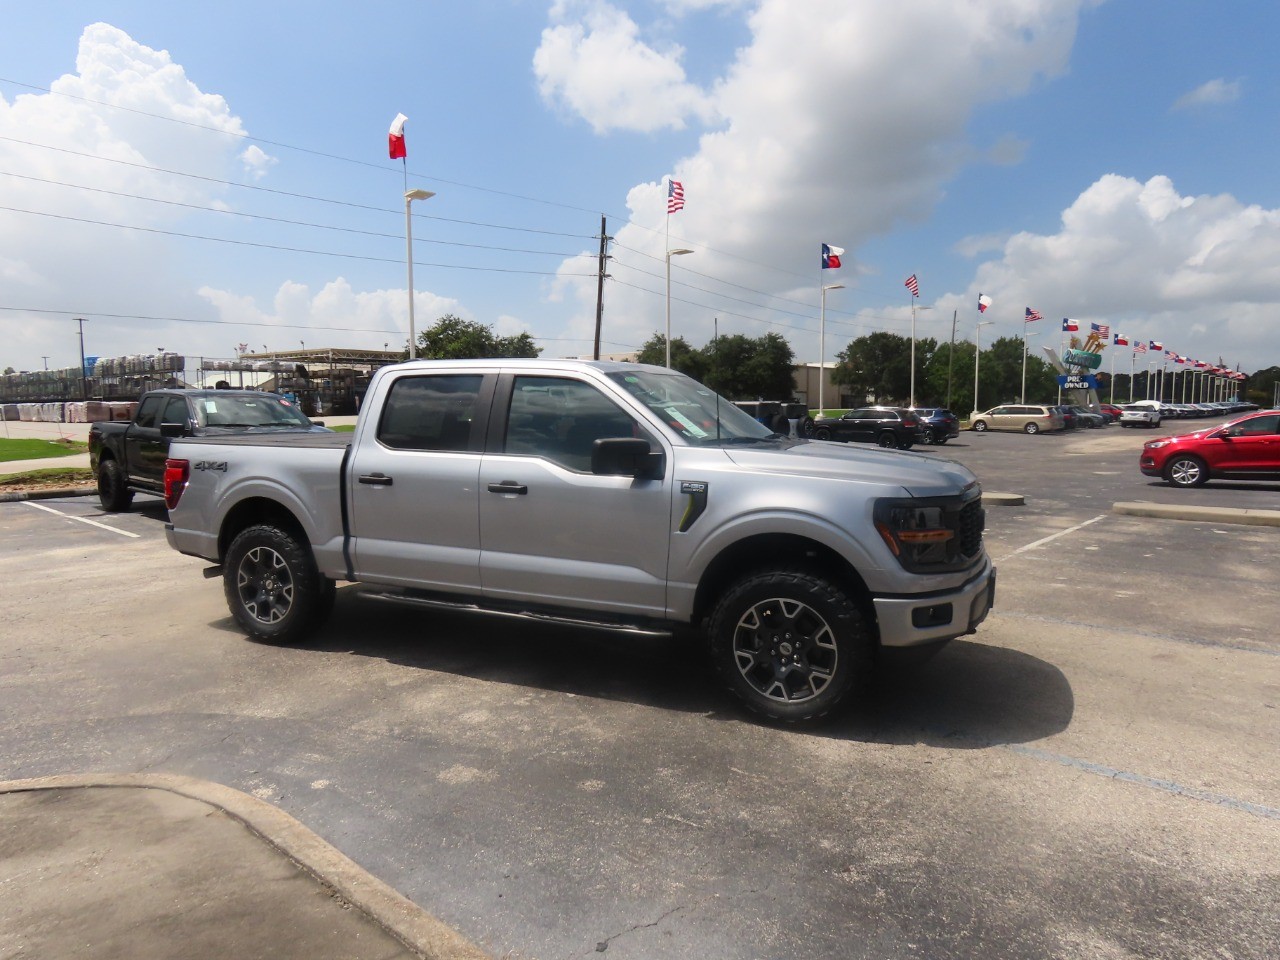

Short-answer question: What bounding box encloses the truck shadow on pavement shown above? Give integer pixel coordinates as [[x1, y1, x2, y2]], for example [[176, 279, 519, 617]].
[[250, 587, 1073, 749]]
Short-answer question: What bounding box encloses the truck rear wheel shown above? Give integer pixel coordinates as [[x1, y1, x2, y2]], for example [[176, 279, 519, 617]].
[[224, 524, 329, 645], [96, 458, 134, 512], [708, 569, 873, 722]]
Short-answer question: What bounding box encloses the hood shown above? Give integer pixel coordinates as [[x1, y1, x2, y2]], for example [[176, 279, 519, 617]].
[[722, 439, 978, 498]]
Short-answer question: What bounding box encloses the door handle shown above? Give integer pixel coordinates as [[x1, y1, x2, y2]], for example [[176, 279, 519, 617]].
[[487, 481, 528, 495], [358, 473, 393, 486]]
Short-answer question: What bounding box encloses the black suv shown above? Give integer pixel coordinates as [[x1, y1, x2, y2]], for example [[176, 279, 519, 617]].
[[910, 407, 960, 445], [810, 407, 921, 449]]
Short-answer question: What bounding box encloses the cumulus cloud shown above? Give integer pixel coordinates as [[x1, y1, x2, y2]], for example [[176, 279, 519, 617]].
[[960, 175, 1280, 366], [240, 144, 278, 180], [198, 278, 464, 349], [534, 0, 717, 133], [0, 23, 259, 369], [545, 0, 1092, 358], [1172, 78, 1242, 112]]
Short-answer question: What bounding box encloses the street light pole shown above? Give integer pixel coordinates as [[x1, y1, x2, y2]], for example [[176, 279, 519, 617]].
[[404, 189, 436, 359], [819, 283, 844, 415], [664, 248, 693, 367], [973, 320, 993, 414], [1020, 329, 1040, 404]]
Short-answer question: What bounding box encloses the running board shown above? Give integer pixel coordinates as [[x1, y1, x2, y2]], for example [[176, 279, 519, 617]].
[[360, 589, 674, 638]]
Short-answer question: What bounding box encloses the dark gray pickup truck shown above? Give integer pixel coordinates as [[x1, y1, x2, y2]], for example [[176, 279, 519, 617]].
[[89, 388, 328, 511]]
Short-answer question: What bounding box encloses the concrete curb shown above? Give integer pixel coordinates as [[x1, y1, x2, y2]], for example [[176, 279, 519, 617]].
[[984, 491, 1025, 506], [0, 485, 96, 503], [1113, 501, 1280, 527], [0, 773, 490, 960]]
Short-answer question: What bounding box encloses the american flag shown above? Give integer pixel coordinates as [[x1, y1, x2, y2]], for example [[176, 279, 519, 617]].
[[667, 179, 685, 214], [1025, 307, 1042, 323], [1135, 341, 1147, 353], [905, 274, 919, 297], [1165, 349, 1178, 361], [1090, 322, 1110, 337]]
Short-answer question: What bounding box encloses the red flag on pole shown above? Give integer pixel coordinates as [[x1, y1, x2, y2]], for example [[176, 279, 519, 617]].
[[388, 114, 408, 159]]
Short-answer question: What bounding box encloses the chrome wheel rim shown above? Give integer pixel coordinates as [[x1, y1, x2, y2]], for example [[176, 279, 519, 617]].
[[731, 597, 837, 704], [1170, 459, 1202, 486], [236, 546, 294, 624]]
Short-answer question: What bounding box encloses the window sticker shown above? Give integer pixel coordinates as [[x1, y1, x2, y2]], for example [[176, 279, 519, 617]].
[[665, 406, 709, 438], [204, 400, 218, 412]]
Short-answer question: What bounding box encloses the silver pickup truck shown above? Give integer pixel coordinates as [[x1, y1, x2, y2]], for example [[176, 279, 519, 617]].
[[164, 359, 995, 722]]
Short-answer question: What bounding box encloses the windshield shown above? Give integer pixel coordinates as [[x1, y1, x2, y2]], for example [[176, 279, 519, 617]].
[[193, 394, 314, 429], [606, 369, 777, 445]]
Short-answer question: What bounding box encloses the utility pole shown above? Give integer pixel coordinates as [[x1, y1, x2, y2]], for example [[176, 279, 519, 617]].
[[76, 317, 89, 401], [593, 215, 610, 360]]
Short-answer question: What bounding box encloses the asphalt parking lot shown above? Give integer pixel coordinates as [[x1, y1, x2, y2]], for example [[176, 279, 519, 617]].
[[2, 422, 1277, 959]]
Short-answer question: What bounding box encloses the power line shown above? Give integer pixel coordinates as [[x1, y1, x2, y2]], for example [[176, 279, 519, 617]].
[[0, 205, 597, 277]]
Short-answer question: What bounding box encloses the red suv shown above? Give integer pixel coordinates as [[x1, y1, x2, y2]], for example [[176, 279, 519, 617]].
[[1140, 410, 1280, 487]]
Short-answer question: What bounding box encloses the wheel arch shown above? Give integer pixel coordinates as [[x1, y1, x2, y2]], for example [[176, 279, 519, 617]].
[[690, 532, 878, 638], [217, 497, 310, 563]]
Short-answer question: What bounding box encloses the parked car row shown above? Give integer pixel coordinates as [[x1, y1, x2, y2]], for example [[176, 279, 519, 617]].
[[808, 406, 961, 448]]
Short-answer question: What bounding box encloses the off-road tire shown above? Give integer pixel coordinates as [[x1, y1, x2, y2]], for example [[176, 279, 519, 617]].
[[97, 458, 134, 512], [224, 524, 329, 645], [708, 569, 874, 723]]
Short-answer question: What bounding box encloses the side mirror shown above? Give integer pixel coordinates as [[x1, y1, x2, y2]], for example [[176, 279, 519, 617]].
[[592, 437, 663, 479], [160, 421, 189, 438]]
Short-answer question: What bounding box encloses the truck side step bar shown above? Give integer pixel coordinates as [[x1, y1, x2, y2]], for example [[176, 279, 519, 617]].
[[360, 588, 674, 639]]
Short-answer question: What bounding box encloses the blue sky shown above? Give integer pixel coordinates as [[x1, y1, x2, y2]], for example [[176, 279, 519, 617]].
[[2, 1, 1278, 380]]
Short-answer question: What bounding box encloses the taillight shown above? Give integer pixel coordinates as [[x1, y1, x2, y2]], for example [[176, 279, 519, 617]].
[[164, 459, 189, 510]]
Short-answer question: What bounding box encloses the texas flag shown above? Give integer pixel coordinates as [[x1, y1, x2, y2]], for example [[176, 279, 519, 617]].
[[821, 243, 844, 269], [1149, 340, 1163, 351], [977, 294, 992, 313], [1062, 318, 1079, 332], [1113, 333, 1130, 346], [388, 113, 408, 159]]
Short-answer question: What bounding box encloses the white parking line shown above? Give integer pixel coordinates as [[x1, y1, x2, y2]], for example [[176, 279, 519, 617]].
[[22, 501, 141, 538], [994, 514, 1106, 562]]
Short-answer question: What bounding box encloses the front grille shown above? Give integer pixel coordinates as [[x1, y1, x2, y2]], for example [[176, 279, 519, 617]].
[[956, 499, 984, 558]]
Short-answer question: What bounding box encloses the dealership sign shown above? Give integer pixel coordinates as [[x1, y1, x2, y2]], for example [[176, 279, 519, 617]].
[[1062, 348, 1102, 370], [1057, 374, 1099, 390]]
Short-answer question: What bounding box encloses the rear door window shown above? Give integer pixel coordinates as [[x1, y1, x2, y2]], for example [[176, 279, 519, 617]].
[[378, 375, 484, 452]]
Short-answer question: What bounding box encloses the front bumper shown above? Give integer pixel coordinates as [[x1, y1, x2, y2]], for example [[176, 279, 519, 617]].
[[873, 559, 996, 647]]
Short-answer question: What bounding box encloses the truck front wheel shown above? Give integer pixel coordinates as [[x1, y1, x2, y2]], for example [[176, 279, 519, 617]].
[[224, 524, 330, 645], [97, 459, 134, 512], [708, 569, 873, 722]]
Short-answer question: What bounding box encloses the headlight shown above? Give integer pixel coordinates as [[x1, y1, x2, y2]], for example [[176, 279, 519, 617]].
[[874, 495, 983, 572], [1144, 440, 1171, 449]]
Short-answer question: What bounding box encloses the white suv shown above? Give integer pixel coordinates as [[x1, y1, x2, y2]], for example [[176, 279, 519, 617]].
[[1119, 404, 1161, 428]]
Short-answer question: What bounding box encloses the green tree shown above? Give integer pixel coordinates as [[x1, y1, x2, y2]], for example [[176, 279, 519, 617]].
[[700, 332, 795, 399], [635, 334, 707, 380], [921, 340, 976, 411], [831, 332, 912, 404], [976, 336, 1057, 408], [414, 315, 541, 360]]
